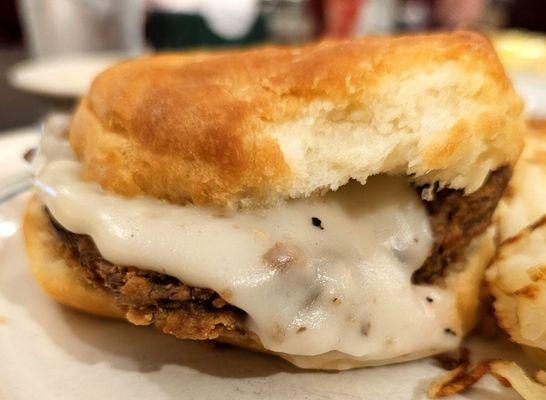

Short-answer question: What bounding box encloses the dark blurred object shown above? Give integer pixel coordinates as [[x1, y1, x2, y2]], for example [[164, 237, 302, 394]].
[[309, 0, 326, 37], [0, 49, 47, 130], [427, 0, 546, 33], [0, 0, 43, 131], [0, 0, 22, 47], [507, 0, 546, 32], [147, 12, 266, 49], [147, 0, 267, 49]]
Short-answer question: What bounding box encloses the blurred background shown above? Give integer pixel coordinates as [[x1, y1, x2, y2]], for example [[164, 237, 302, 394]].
[[0, 0, 545, 131]]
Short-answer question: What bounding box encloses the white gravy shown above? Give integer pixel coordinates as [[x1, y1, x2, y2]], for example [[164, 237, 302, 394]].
[[33, 116, 461, 361]]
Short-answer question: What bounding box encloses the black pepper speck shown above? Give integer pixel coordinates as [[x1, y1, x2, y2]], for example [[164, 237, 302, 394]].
[[426, 296, 434, 303], [311, 217, 324, 230], [444, 328, 456, 336]]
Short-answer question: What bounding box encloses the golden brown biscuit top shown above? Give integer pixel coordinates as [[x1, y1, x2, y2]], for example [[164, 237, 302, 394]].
[[69, 31, 524, 207]]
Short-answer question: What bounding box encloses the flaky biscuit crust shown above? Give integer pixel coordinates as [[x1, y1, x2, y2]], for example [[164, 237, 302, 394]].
[[70, 31, 524, 207]]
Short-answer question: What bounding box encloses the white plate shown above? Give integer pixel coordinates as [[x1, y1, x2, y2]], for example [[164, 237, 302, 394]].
[[0, 76, 545, 399], [7, 54, 125, 99]]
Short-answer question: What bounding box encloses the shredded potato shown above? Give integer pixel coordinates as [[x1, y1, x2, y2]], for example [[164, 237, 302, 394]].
[[495, 120, 546, 240], [535, 370, 546, 385], [428, 359, 546, 399], [487, 120, 546, 358]]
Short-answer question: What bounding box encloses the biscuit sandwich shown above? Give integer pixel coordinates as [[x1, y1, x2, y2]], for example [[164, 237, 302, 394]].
[[24, 31, 524, 370]]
